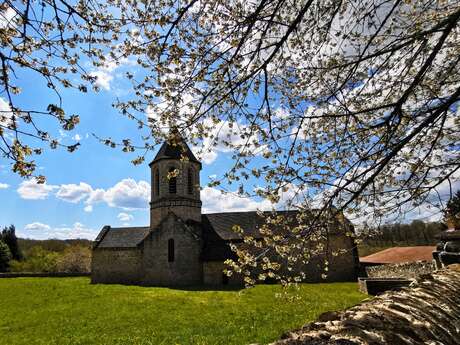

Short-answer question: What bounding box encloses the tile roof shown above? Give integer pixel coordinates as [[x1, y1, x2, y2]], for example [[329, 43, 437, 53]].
[[96, 226, 150, 248], [360, 246, 436, 264], [94, 210, 348, 251]]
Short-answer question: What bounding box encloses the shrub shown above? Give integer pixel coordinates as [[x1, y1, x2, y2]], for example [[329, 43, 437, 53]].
[[9, 246, 59, 273], [0, 240, 12, 272], [57, 246, 91, 273]]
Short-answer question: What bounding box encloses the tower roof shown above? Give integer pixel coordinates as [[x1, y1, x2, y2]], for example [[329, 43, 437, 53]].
[[149, 133, 201, 166]]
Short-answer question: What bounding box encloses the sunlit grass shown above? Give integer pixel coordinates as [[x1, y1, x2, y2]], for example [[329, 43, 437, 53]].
[[0, 277, 366, 345]]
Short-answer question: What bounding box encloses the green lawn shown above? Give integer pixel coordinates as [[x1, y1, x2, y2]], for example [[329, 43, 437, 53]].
[[0, 278, 366, 345]]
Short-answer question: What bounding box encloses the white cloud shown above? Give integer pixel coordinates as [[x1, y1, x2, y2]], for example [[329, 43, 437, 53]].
[[56, 182, 93, 203], [21, 222, 97, 240], [117, 212, 134, 222], [0, 182, 8, 189], [17, 179, 58, 200], [90, 70, 114, 91], [190, 118, 265, 165], [84, 205, 93, 213], [102, 179, 150, 210], [201, 186, 272, 213], [90, 56, 136, 91], [0, 97, 14, 128], [0, 7, 16, 29], [72, 134, 81, 141], [24, 222, 51, 231], [17, 178, 150, 211]]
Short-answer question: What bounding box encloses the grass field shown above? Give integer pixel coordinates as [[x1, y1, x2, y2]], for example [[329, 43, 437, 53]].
[[0, 278, 366, 345]]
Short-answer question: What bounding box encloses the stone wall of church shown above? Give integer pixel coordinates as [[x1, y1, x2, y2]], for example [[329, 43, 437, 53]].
[[142, 214, 203, 286], [91, 248, 142, 284], [276, 232, 359, 283], [150, 159, 202, 229], [203, 261, 244, 286]]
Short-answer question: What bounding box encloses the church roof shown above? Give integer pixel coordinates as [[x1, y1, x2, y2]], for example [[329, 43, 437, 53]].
[[94, 226, 150, 248], [93, 210, 350, 252], [203, 210, 300, 240], [149, 136, 200, 166]]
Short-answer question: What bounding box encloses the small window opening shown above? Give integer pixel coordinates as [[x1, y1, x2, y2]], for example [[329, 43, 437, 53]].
[[168, 168, 177, 194], [187, 168, 193, 195], [155, 169, 160, 196], [168, 239, 175, 262]]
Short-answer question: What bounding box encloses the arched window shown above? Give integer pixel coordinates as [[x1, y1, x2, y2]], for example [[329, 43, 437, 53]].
[[168, 239, 174, 262], [187, 168, 193, 195], [168, 167, 177, 194], [154, 169, 160, 196]]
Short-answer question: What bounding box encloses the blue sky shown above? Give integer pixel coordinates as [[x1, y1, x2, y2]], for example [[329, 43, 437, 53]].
[[0, 56, 279, 240], [0, 53, 449, 239]]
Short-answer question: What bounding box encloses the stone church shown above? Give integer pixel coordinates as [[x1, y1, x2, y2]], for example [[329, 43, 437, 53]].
[[91, 135, 359, 286]]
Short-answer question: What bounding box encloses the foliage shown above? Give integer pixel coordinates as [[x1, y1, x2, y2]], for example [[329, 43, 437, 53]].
[[9, 243, 91, 273], [17, 238, 92, 255], [56, 245, 91, 273], [361, 220, 446, 248], [0, 277, 365, 345], [2, 1, 460, 285], [444, 190, 460, 228], [9, 246, 59, 273], [0, 240, 11, 272], [0, 225, 22, 260]]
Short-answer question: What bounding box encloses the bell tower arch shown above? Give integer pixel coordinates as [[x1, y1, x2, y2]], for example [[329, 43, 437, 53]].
[[149, 131, 202, 229]]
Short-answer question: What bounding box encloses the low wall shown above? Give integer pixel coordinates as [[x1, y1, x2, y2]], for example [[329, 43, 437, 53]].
[[273, 265, 460, 345], [365, 261, 435, 278], [0, 272, 90, 278]]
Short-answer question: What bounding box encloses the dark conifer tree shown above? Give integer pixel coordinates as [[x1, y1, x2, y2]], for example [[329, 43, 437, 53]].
[[0, 225, 22, 261]]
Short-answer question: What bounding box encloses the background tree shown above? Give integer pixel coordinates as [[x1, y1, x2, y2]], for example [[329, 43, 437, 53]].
[[0, 225, 22, 260], [0, 240, 11, 272], [444, 190, 460, 229], [2, 0, 460, 284]]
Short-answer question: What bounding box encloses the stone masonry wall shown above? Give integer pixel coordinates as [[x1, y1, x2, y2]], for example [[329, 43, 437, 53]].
[[150, 159, 201, 229], [142, 213, 203, 286], [280, 233, 358, 283], [203, 261, 243, 286], [91, 248, 142, 284], [273, 266, 460, 345]]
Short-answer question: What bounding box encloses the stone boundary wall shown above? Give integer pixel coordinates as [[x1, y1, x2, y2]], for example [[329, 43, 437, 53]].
[[365, 261, 435, 279], [0, 272, 90, 278], [273, 266, 460, 345]]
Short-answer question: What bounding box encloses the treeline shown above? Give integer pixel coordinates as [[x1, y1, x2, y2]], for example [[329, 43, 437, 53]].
[[362, 220, 446, 247], [0, 225, 93, 273]]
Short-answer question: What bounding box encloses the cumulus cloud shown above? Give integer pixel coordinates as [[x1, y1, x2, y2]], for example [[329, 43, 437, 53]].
[[102, 179, 150, 210], [90, 69, 114, 91], [56, 182, 93, 203], [83, 205, 93, 213], [21, 222, 97, 240], [0, 7, 16, 29], [17, 179, 58, 200], [90, 56, 136, 91], [0, 97, 14, 128], [24, 222, 51, 231], [0, 182, 8, 189], [201, 186, 272, 213], [190, 118, 265, 165], [117, 212, 134, 222]]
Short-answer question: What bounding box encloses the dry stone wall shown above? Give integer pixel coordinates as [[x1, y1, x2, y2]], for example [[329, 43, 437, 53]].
[[273, 266, 460, 345], [366, 261, 435, 279]]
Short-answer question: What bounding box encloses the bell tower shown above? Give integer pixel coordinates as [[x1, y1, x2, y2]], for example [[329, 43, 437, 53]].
[[149, 130, 202, 229]]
